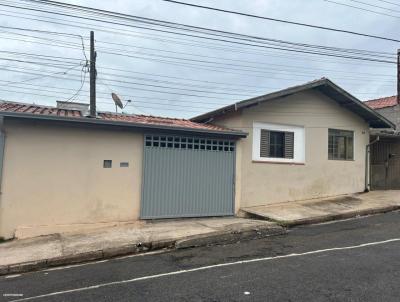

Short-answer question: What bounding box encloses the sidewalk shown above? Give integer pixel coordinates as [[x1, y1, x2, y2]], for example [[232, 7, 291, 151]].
[[0, 217, 284, 275], [242, 191, 400, 226]]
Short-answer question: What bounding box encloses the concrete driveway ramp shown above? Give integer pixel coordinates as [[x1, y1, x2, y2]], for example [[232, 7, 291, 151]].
[[241, 191, 400, 226]]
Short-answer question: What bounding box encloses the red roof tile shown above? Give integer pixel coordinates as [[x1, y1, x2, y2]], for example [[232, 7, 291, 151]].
[[0, 101, 237, 134], [364, 96, 398, 109]]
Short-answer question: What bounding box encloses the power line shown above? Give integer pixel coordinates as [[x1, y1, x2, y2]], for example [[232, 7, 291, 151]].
[[2, 50, 397, 93], [1, 71, 389, 99], [2, 42, 396, 85], [94, 41, 396, 77], [2, 81, 386, 110], [160, 0, 400, 42], [1, 28, 396, 79], [0, 81, 235, 106], [96, 47, 396, 81], [347, 0, 400, 14], [97, 49, 397, 83], [376, 0, 400, 7], [0, 66, 253, 100], [0, 24, 88, 62], [1, 40, 396, 82], [0, 57, 79, 68], [0, 66, 262, 98], [0, 64, 83, 86], [0, 86, 383, 114], [0, 7, 396, 69], [3, 0, 398, 62], [64, 65, 88, 102], [325, 0, 400, 19]]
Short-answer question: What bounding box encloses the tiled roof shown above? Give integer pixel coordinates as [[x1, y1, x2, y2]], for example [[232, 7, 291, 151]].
[[0, 101, 238, 134], [364, 96, 398, 109]]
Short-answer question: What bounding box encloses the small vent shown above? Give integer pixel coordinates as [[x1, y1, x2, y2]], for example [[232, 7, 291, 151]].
[[103, 160, 112, 168], [145, 135, 235, 152]]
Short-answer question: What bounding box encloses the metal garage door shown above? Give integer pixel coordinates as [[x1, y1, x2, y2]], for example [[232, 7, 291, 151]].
[[141, 135, 235, 219]]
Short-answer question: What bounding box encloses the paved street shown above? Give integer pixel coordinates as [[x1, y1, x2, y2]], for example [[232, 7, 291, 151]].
[[2, 211, 400, 301]]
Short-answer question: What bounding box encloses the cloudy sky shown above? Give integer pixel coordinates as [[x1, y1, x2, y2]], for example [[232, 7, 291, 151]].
[[0, 0, 398, 118]]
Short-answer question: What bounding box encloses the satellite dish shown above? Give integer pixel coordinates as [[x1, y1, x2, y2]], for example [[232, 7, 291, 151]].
[[111, 92, 123, 110]]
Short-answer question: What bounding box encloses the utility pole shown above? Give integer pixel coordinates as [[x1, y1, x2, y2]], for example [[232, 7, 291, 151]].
[[397, 49, 400, 104], [89, 30, 97, 117]]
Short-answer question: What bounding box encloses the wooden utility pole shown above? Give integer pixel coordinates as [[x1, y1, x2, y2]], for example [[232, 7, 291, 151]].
[[89, 31, 97, 117], [397, 49, 400, 104]]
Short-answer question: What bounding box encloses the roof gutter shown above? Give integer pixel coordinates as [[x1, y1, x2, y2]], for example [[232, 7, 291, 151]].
[[0, 112, 248, 138]]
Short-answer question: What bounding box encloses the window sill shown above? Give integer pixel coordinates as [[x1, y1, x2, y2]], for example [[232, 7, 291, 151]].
[[252, 160, 305, 165]]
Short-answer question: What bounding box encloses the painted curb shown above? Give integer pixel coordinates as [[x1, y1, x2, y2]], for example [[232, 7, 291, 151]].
[[0, 225, 285, 276]]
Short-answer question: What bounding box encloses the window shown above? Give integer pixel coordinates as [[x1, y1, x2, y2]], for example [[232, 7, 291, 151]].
[[253, 122, 304, 163], [328, 129, 354, 160], [260, 130, 294, 159]]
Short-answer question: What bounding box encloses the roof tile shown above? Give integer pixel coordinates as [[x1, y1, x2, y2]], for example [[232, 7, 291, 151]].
[[364, 96, 398, 109], [0, 101, 236, 134]]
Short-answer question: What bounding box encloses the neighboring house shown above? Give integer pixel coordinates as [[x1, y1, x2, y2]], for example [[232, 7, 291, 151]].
[[0, 101, 246, 239], [0, 78, 393, 240], [364, 96, 400, 190], [192, 78, 393, 209]]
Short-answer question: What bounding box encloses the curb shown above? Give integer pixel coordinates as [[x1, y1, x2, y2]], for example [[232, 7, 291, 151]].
[[266, 205, 400, 227], [0, 225, 286, 276]]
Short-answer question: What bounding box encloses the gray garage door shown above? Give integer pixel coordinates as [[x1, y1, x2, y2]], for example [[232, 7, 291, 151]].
[[141, 135, 235, 219]]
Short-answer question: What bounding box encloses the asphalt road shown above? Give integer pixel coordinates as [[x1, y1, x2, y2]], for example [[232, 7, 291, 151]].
[[2, 211, 400, 302]]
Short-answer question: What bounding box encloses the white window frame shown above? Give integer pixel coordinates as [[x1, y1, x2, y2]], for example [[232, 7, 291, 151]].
[[252, 122, 305, 163]]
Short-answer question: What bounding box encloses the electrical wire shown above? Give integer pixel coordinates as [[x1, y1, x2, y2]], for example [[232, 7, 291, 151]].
[[376, 0, 400, 7], [0, 63, 83, 86], [64, 65, 88, 102], [347, 0, 400, 14], [160, 0, 400, 42], [0, 7, 395, 69], [324, 0, 400, 19], [1, 0, 397, 62], [1, 29, 396, 80]]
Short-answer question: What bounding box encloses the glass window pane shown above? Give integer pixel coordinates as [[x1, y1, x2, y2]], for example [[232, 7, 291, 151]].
[[269, 131, 285, 158], [328, 129, 353, 160]]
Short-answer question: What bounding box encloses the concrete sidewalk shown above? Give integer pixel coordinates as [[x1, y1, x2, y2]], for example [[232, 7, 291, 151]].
[[0, 217, 284, 275], [242, 191, 400, 226]]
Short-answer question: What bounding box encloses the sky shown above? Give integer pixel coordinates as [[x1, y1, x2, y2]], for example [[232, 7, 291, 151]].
[[0, 0, 399, 118]]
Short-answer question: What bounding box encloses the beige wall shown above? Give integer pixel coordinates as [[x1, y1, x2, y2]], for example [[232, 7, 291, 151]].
[[0, 120, 143, 239], [214, 90, 370, 208]]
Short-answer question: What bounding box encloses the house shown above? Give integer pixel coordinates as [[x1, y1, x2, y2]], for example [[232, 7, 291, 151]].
[[0, 101, 246, 239], [0, 78, 393, 240], [364, 96, 400, 190], [192, 78, 394, 209]]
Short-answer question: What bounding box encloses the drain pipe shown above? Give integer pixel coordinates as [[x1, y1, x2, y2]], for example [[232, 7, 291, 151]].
[[365, 136, 379, 192]]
